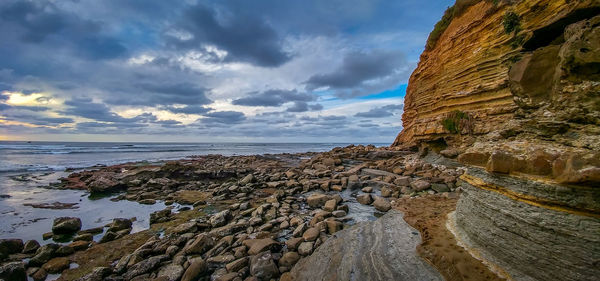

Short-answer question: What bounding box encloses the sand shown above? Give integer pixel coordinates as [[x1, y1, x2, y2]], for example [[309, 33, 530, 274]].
[[394, 193, 505, 281]]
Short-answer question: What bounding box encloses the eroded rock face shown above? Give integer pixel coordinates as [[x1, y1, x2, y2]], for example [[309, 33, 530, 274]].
[[453, 168, 600, 281], [289, 211, 443, 281]]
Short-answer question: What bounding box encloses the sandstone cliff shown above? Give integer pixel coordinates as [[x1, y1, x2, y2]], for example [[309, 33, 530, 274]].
[[393, 0, 600, 280]]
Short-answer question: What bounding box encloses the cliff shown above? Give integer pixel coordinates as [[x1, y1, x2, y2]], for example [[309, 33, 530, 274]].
[[393, 0, 600, 280]]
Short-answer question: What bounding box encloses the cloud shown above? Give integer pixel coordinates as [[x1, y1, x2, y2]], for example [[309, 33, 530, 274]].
[[168, 3, 291, 67], [163, 105, 213, 115], [355, 104, 403, 118], [305, 49, 408, 98], [200, 111, 246, 124], [0, 0, 127, 60], [286, 101, 323, 112], [233, 89, 315, 107]]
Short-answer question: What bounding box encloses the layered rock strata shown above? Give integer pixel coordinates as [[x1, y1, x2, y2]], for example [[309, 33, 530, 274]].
[[451, 168, 600, 281], [289, 210, 443, 281]]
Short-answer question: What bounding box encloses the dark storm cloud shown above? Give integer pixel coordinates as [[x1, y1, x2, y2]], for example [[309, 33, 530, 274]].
[[305, 50, 406, 89], [286, 102, 324, 113], [103, 83, 213, 107], [63, 97, 130, 122], [0, 0, 127, 60], [355, 104, 403, 118], [200, 111, 246, 124], [169, 3, 291, 67], [232, 90, 315, 107]]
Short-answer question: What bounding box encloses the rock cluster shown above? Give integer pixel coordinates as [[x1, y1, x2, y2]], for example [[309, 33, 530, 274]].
[[0, 145, 463, 281]]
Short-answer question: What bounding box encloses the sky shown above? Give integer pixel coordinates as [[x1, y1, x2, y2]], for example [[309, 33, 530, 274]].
[[0, 0, 453, 143]]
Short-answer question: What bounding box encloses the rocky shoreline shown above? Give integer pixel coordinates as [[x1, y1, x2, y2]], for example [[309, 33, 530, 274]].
[[0, 145, 478, 281]]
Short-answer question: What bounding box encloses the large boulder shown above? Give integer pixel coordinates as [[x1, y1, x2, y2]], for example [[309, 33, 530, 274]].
[[0, 262, 26, 281], [0, 239, 23, 259], [52, 217, 82, 235], [306, 193, 330, 208], [250, 251, 279, 280]]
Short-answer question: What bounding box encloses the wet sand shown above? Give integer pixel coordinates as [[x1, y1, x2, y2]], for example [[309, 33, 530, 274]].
[[395, 194, 505, 281]]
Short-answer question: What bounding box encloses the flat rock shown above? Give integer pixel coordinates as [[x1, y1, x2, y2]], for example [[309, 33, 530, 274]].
[[289, 210, 443, 281], [52, 217, 82, 235]]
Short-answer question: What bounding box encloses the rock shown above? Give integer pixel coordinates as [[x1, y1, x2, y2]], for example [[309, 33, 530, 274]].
[[184, 233, 214, 255], [69, 241, 90, 251], [372, 196, 392, 212], [325, 220, 343, 234], [138, 199, 156, 205], [289, 211, 442, 280], [486, 151, 514, 174], [22, 240, 40, 254], [458, 152, 490, 167], [42, 257, 70, 274], [180, 258, 208, 281], [99, 231, 118, 243], [431, 183, 449, 193], [380, 187, 393, 197], [347, 175, 361, 189], [74, 267, 111, 281], [285, 237, 303, 250], [31, 268, 48, 281], [225, 257, 248, 272], [0, 239, 24, 258], [29, 244, 59, 266], [107, 218, 132, 232], [302, 227, 320, 242], [361, 186, 373, 193], [210, 210, 231, 227], [297, 242, 314, 256], [393, 176, 411, 186], [440, 149, 460, 158], [306, 193, 330, 208], [240, 174, 255, 185], [171, 222, 198, 234], [86, 174, 120, 193], [410, 179, 430, 191], [323, 199, 337, 212], [73, 233, 93, 242], [0, 262, 26, 281], [245, 238, 279, 255], [279, 252, 300, 267], [150, 209, 172, 224], [331, 210, 346, 217], [52, 217, 82, 235], [123, 254, 169, 280], [356, 194, 372, 205], [292, 223, 308, 237], [250, 251, 279, 280], [157, 263, 184, 281], [56, 245, 75, 256]]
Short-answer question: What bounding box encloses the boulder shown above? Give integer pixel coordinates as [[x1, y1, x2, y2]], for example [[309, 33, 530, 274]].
[[157, 263, 184, 281], [107, 218, 132, 233], [431, 183, 450, 193], [0, 262, 26, 281], [323, 199, 337, 212], [52, 217, 82, 235], [42, 257, 70, 274], [372, 196, 392, 212], [279, 252, 300, 267], [0, 239, 24, 258], [250, 251, 279, 280], [239, 174, 255, 185], [181, 258, 208, 281], [184, 233, 214, 255], [302, 227, 320, 242], [306, 193, 330, 208], [298, 242, 314, 256], [123, 254, 169, 280], [210, 210, 231, 228], [245, 238, 279, 255], [356, 194, 372, 205], [22, 240, 40, 254], [409, 180, 431, 191]]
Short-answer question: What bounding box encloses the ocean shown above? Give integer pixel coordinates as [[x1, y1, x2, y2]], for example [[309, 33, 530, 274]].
[[0, 141, 388, 241]]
